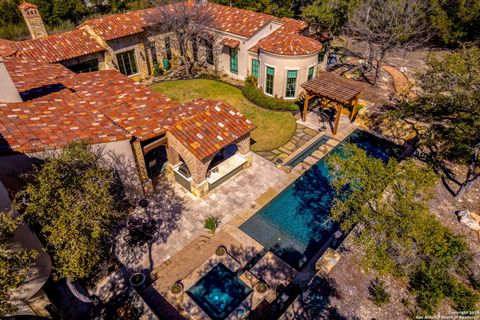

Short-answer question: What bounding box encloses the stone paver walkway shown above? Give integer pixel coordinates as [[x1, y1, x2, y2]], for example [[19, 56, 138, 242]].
[[256, 122, 318, 163]]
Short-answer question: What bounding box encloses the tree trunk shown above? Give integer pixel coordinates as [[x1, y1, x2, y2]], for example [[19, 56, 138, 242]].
[[373, 50, 386, 85], [455, 145, 479, 199]]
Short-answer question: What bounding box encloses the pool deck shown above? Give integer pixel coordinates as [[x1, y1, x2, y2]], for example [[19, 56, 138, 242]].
[[133, 115, 359, 319]]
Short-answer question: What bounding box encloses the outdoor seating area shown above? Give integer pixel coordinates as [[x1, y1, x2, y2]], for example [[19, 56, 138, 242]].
[[301, 72, 369, 134]]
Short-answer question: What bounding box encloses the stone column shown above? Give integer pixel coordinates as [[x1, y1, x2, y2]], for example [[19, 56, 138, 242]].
[[236, 134, 253, 169], [131, 140, 153, 195]]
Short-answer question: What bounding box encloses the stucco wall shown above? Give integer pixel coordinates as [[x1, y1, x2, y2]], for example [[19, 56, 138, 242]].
[[216, 21, 282, 80], [256, 51, 319, 99], [0, 140, 142, 205]]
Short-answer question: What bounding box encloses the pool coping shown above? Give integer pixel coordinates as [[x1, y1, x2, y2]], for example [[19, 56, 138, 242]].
[[225, 125, 358, 230]]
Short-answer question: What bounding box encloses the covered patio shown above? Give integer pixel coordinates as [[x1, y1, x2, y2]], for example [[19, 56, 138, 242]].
[[301, 72, 368, 135], [165, 103, 256, 198]]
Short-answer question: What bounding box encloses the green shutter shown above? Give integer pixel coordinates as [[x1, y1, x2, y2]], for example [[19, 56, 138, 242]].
[[230, 48, 238, 74], [286, 70, 298, 98], [308, 66, 315, 80], [265, 66, 274, 95], [251, 59, 259, 78]]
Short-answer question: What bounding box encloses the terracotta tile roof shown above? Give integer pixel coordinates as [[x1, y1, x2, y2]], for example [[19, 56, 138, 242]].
[[4, 57, 74, 98], [79, 11, 146, 41], [251, 19, 322, 56], [79, 2, 277, 41], [1, 58, 255, 157], [204, 3, 276, 38], [18, 2, 37, 10], [9, 29, 105, 63], [168, 99, 256, 161], [0, 92, 131, 153], [0, 39, 17, 57], [221, 38, 240, 48]]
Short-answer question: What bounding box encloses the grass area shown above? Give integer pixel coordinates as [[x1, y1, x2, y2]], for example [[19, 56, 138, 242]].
[[151, 79, 296, 152]]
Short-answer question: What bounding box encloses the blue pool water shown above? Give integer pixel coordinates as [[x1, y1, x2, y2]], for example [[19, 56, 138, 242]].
[[187, 263, 252, 320], [286, 136, 329, 167], [240, 130, 402, 270]]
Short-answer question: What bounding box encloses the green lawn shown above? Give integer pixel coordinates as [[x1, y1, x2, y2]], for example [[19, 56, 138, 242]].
[[151, 79, 296, 152]]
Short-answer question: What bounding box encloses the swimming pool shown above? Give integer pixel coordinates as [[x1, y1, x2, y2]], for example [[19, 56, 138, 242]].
[[240, 130, 402, 270], [187, 263, 252, 320], [285, 136, 329, 167]]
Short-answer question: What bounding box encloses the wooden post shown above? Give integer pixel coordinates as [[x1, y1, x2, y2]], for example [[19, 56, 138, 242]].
[[302, 93, 311, 122], [333, 104, 342, 135], [350, 94, 360, 121]]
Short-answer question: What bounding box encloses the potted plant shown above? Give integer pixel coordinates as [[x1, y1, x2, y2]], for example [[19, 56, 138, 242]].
[[204, 216, 220, 234], [171, 281, 183, 295], [215, 245, 226, 256], [129, 272, 146, 288], [255, 281, 267, 293]]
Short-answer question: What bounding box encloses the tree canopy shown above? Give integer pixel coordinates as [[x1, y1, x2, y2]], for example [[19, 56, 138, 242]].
[[391, 46, 480, 197], [0, 212, 37, 317], [19, 141, 123, 281], [327, 145, 478, 314]]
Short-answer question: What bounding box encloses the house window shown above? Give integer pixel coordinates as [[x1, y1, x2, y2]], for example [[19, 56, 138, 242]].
[[286, 70, 298, 98], [165, 37, 172, 60], [308, 66, 315, 80], [265, 66, 274, 95], [68, 58, 99, 73], [116, 50, 138, 76], [229, 47, 238, 74], [206, 41, 214, 65], [251, 59, 259, 78], [149, 42, 158, 66]]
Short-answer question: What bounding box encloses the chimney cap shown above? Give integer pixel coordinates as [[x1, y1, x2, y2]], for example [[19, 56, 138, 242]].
[[18, 2, 38, 11]]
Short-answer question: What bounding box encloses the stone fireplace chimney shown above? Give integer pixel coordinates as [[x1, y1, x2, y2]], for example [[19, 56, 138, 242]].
[[18, 2, 47, 39], [0, 58, 22, 103]]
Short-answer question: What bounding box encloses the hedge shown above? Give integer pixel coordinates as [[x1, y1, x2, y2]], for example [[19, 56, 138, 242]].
[[241, 84, 299, 112]]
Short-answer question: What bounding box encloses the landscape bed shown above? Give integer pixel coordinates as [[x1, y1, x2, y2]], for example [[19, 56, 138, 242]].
[[240, 130, 403, 270]]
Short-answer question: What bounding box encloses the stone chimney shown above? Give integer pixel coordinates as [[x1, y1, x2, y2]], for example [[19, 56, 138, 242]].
[[0, 57, 22, 103], [18, 2, 47, 39]]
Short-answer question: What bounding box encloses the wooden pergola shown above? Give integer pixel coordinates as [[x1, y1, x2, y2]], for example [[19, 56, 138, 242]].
[[301, 72, 368, 135]]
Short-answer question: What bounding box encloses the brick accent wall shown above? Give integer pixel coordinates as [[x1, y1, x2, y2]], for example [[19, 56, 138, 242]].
[[236, 134, 251, 155], [166, 132, 213, 184]]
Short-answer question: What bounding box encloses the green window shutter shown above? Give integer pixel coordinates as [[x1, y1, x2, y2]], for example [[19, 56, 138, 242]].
[[230, 48, 238, 74], [265, 66, 274, 95], [308, 66, 315, 80], [286, 70, 298, 98], [251, 59, 259, 78]]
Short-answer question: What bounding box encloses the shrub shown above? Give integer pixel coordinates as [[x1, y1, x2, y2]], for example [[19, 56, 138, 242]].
[[241, 84, 299, 112], [245, 74, 258, 87], [152, 63, 163, 77], [204, 216, 220, 232], [171, 282, 183, 294], [368, 278, 391, 306], [448, 282, 479, 312]]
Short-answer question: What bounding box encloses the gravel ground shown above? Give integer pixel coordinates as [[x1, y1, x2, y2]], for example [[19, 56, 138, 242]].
[[325, 176, 480, 320]]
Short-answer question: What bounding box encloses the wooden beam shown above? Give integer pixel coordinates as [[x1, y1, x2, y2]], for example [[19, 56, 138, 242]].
[[302, 93, 312, 122], [333, 104, 342, 135], [350, 94, 360, 121]]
